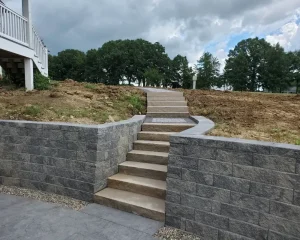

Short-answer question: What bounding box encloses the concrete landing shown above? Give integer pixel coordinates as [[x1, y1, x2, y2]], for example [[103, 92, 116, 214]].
[[0, 193, 162, 240]]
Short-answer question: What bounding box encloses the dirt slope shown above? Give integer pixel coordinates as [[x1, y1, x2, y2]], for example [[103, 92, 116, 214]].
[[183, 89, 300, 145], [0, 81, 146, 124]]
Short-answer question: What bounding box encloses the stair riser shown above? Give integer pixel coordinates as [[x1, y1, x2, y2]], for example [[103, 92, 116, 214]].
[[94, 195, 165, 221], [147, 106, 189, 113], [134, 142, 169, 153], [108, 179, 166, 199], [138, 132, 173, 141], [148, 101, 187, 106], [147, 97, 185, 101], [147, 92, 183, 97], [127, 152, 168, 165], [119, 165, 167, 181], [142, 124, 194, 132]]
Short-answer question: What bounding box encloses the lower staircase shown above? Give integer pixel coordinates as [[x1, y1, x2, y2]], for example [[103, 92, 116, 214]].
[[94, 90, 195, 221]]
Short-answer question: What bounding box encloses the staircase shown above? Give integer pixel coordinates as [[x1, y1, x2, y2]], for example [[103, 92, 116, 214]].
[[146, 91, 189, 118], [94, 91, 195, 221]]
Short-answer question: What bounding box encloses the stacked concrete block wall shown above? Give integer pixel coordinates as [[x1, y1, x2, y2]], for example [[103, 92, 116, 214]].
[[166, 117, 300, 240], [0, 116, 145, 201]]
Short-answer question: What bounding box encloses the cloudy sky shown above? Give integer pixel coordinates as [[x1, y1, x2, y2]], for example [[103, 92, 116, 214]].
[[4, 0, 300, 67]]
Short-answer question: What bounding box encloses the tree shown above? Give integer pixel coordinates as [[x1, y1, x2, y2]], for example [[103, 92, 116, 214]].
[[172, 55, 194, 89], [144, 68, 163, 87], [85, 49, 104, 83], [261, 44, 291, 92], [224, 38, 274, 91], [196, 52, 220, 89], [48, 49, 86, 81], [288, 51, 300, 94]]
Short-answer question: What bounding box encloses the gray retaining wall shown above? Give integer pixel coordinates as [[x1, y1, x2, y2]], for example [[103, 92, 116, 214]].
[[0, 115, 145, 201], [166, 116, 300, 240]]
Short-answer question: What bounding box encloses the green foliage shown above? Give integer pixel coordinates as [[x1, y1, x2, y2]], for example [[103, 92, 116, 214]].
[[172, 55, 194, 89], [84, 83, 96, 89], [223, 37, 298, 93], [48, 49, 86, 81], [23, 105, 41, 116], [196, 52, 220, 89], [126, 94, 145, 114], [296, 139, 300, 145], [34, 73, 51, 90], [47, 37, 300, 93], [144, 68, 164, 87], [0, 74, 13, 86]]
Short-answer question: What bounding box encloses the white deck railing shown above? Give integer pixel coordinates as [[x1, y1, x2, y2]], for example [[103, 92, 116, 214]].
[[0, 4, 28, 46], [0, 3, 47, 73], [33, 27, 47, 69]]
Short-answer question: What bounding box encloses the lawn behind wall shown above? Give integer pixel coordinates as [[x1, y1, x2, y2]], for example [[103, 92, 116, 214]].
[[0, 80, 146, 125], [183, 89, 300, 145]]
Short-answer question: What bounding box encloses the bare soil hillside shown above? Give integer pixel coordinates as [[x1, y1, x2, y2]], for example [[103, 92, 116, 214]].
[[183, 89, 300, 145], [0, 81, 146, 124]]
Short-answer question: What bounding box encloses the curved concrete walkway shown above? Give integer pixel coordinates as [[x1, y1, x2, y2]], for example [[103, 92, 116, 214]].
[[0, 194, 162, 240]]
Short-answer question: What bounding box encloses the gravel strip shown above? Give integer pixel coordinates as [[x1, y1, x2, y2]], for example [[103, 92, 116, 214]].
[[0, 185, 88, 210], [154, 227, 201, 240]]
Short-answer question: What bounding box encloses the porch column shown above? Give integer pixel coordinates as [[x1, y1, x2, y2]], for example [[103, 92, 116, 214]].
[[193, 75, 197, 90], [22, 0, 33, 48], [24, 58, 34, 91]]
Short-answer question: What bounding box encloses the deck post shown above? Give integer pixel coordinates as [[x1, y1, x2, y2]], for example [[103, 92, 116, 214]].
[[24, 58, 34, 91], [22, 0, 33, 48]]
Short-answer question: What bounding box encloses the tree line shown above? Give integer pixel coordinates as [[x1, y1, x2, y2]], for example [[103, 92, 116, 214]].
[[49, 37, 300, 93]]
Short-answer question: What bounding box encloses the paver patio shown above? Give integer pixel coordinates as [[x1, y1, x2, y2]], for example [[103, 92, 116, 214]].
[[0, 193, 162, 240]]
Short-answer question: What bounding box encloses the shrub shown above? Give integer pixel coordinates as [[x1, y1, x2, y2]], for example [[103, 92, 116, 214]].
[[34, 73, 51, 90], [23, 105, 41, 116], [127, 94, 145, 114], [84, 83, 96, 89]]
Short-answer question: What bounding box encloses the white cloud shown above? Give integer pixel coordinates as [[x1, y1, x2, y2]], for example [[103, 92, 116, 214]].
[[266, 21, 299, 49]]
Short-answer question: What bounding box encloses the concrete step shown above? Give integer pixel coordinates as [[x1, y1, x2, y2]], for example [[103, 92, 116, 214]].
[[142, 123, 196, 132], [138, 131, 176, 142], [147, 96, 186, 101], [108, 173, 166, 199], [147, 92, 183, 97], [147, 106, 189, 113], [146, 112, 190, 118], [94, 188, 165, 221], [148, 101, 187, 106], [134, 140, 170, 152], [119, 161, 167, 181], [127, 150, 168, 165]]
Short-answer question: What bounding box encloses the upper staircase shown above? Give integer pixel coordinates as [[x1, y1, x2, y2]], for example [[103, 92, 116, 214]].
[[146, 91, 189, 118]]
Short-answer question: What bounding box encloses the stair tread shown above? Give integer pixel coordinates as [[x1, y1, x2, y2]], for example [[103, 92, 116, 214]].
[[143, 123, 195, 126], [128, 150, 169, 157], [95, 188, 165, 213], [120, 161, 167, 172], [134, 140, 170, 146], [109, 173, 166, 190]]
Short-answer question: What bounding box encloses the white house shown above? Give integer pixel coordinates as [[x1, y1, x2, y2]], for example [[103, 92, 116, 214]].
[[0, 0, 48, 90]]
